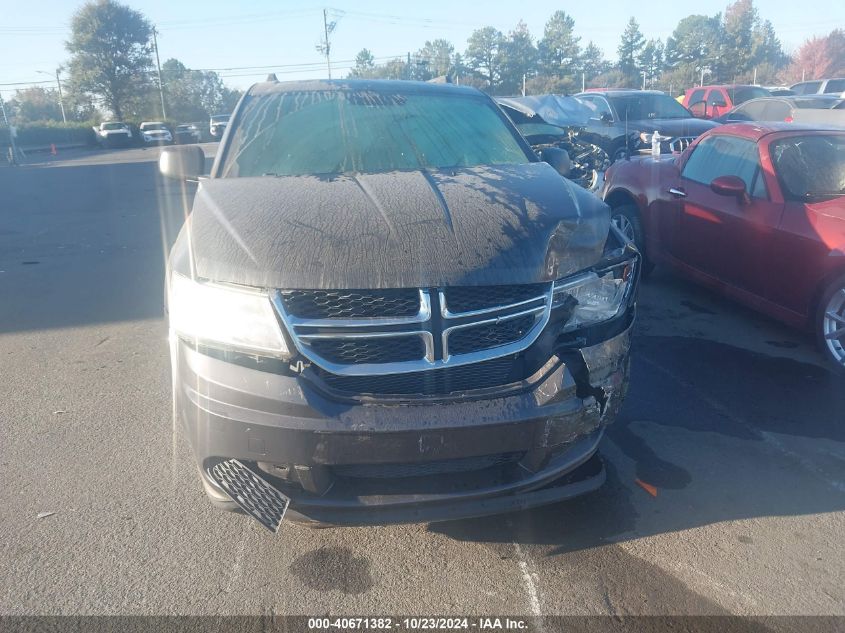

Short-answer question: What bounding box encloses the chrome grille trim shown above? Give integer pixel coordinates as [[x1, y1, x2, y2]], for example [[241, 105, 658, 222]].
[[271, 284, 554, 377], [669, 136, 696, 153], [439, 288, 548, 319], [298, 330, 436, 364], [283, 289, 431, 328], [441, 305, 546, 361]]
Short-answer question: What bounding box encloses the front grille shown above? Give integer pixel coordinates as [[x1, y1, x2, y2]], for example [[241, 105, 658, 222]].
[[333, 453, 521, 479], [308, 336, 425, 364], [448, 314, 537, 356], [313, 356, 519, 396], [280, 289, 420, 319], [669, 136, 695, 153], [443, 284, 547, 314], [275, 283, 552, 378]]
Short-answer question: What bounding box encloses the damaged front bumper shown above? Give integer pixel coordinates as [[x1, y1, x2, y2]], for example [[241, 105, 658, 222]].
[[173, 319, 632, 526]]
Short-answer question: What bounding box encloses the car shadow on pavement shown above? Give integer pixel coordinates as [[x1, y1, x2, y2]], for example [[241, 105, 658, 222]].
[[0, 158, 197, 334], [429, 335, 845, 551]]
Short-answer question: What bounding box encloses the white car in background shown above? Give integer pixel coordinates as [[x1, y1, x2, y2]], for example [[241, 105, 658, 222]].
[[93, 121, 132, 147], [139, 122, 173, 145], [209, 114, 230, 139]]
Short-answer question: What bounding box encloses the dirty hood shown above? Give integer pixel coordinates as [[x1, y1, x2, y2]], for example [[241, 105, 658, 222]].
[[184, 162, 610, 289]]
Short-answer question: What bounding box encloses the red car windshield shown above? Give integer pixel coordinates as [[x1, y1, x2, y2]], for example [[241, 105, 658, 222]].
[[771, 134, 845, 200]]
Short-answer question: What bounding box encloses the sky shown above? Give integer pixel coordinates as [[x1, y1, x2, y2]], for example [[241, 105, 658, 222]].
[[1, 0, 843, 92]]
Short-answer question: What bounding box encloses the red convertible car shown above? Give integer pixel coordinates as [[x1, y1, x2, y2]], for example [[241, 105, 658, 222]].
[[602, 123, 845, 372]]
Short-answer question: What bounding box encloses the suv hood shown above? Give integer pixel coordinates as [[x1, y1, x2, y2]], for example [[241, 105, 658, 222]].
[[182, 163, 610, 289], [630, 118, 718, 137]]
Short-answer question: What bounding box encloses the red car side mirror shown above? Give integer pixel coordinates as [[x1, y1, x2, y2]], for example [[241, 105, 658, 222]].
[[710, 175, 750, 204]]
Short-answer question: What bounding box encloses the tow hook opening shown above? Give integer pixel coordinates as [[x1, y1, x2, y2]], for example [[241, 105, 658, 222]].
[[563, 351, 610, 415]]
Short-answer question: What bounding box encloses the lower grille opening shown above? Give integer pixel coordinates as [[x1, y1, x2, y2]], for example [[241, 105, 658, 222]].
[[333, 453, 522, 479], [312, 355, 520, 397]]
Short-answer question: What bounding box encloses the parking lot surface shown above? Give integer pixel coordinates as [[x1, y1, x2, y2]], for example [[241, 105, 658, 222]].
[[1, 146, 843, 618]]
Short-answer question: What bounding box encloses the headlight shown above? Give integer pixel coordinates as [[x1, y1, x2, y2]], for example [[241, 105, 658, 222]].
[[168, 272, 289, 357], [552, 264, 633, 331]]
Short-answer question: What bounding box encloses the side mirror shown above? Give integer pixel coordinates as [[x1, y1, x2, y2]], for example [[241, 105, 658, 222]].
[[689, 101, 708, 118], [710, 175, 749, 204], [600, 112, 613, 124], [540, 147, 571, 178], [159, 145, 205, 180]]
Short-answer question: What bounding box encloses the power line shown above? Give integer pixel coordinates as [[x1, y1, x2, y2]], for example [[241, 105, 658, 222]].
[[0, 79, 54, 87], [189, 55, 405, 73]]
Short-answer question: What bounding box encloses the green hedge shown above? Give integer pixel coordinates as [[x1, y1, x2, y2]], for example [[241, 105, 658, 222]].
[[0, 121, 97, 148]]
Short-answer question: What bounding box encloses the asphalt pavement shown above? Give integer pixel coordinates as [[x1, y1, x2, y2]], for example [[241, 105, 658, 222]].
[[0, 145, 843, 621]]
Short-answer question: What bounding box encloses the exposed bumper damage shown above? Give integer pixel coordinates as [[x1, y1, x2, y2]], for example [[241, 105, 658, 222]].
[[174, 322, 632, 526]]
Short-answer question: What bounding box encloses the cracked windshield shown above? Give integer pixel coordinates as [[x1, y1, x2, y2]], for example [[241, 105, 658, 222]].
[[1, 1, 844, 632]]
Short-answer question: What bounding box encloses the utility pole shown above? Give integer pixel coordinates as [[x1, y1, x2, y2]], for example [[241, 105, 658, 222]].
[[642, 70, 647, 90], [522, 73, 526, 97], [582, 72, 585, 93], [55, 69, 66, 125], [152, 27, 166, 119], [36, 69, 67, 124], [322, 9, 333, 79]]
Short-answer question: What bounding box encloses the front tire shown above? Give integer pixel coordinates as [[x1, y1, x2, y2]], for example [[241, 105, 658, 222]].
[[610, 204, 654, 275], [817, 272, 845, 374]]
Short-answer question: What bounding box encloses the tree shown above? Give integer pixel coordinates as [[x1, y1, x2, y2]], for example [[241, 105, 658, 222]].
[[465, 26, 505, 92], [161, 59, 234, 122], [784, 29, 845, 82], [10, 87, 63, 122], [349, 49, 375, 78], [617, 17, 645, 82], [581, 41, 610, 82], [538, 11, 580, 79], [721, 0, 756, 78], [750, 19, 787, 70], [638, 39, 665, 88], [498, 21, 538, 95], [416, 39, 454, 79], [66, 0, 154, 120], [664, 15, 722, 85]]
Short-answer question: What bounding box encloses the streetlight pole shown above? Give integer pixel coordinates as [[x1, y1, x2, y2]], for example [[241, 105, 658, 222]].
[[36, 69, 67, 124], [55, 69, 66, 125], [152, 27, 166, 120]]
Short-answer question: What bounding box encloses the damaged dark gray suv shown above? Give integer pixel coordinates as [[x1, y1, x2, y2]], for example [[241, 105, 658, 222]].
[[160, 79, 639, 530]]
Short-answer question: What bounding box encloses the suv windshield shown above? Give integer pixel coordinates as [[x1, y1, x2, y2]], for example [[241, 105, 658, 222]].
[[607, 93, 692, 120], [210, 115, 229, 122], [142, 123, 166, 130], [221, 90, 530, 177], [101, 122, 125, 130]]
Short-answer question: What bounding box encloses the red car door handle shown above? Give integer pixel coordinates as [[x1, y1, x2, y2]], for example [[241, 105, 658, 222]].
[[668, 187, 687, 198]]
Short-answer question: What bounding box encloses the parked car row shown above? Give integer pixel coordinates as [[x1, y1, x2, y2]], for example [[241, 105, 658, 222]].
[[92, 115, 231, 148]]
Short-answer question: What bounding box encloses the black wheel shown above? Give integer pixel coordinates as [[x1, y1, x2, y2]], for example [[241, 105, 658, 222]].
[[610, 204, 654, 276], [610, 143, 629, 163], [816, 272, 845, 374]]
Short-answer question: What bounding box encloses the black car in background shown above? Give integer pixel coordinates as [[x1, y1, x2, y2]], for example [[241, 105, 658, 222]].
[[575, 90, 718, 161], [496, 94, 610, 191], [174, 124, 201, 144]]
